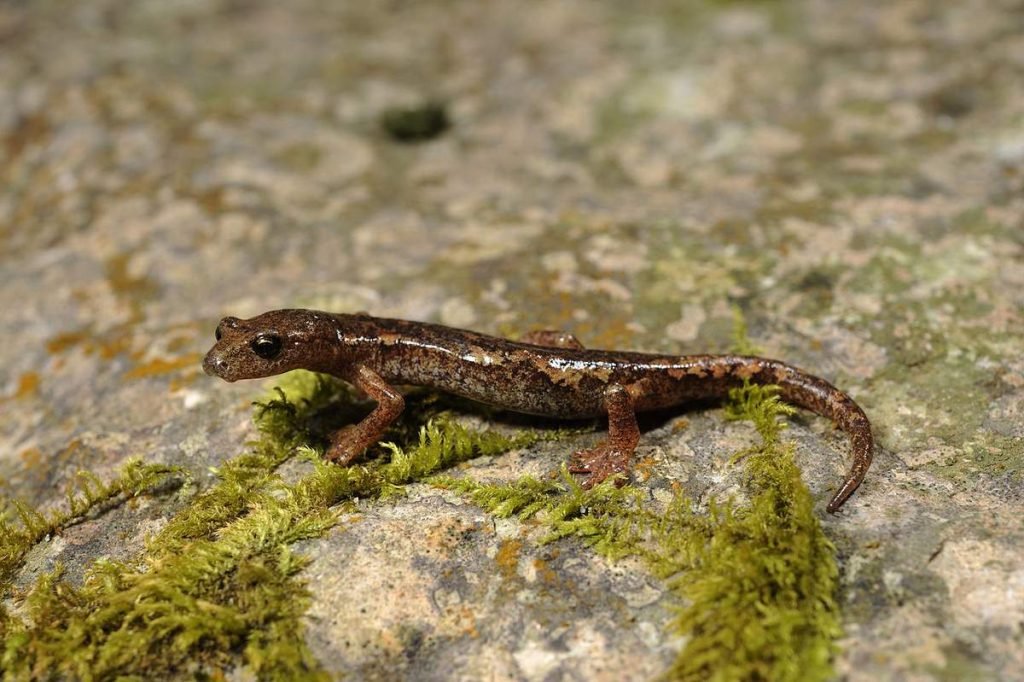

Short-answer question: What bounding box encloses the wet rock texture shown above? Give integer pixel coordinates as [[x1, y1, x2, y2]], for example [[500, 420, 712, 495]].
[[1, 1, 1022, 679]]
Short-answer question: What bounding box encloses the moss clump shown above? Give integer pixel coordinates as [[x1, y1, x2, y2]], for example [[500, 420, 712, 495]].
[[0, 459, 184, 585], [434, 466, 645, 559], [436, 381, 842, 682], [0, 371, 550, 680], [729, 305, 761, 357], [664, 382, 841, 682]]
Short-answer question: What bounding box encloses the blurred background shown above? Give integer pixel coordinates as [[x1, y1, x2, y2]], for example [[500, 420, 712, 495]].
[[1, 1, 1022, 679]]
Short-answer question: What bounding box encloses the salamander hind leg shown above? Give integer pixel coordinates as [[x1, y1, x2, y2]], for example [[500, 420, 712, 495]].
[[568, 384, 640, 488], [520, 330, 585, 350]]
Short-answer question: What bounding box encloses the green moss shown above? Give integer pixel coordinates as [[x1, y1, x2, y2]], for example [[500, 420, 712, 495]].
[[0, 371, 552, 679], [0, 459, 184, 586], [665, 383, 841, 682], [433, 467, 645, 559], [729, 305, 761, 357], [436, 381, 842, 681]]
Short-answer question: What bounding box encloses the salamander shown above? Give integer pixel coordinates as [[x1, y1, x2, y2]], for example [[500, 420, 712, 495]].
[[202, 309, 873, 512]]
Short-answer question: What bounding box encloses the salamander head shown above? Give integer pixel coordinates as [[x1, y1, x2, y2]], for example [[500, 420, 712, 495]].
[[203, 309, 339, 382]]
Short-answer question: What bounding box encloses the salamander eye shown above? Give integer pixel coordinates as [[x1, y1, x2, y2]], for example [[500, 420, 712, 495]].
[[251, 334, 282, 360], [215, 327, 223, 341]]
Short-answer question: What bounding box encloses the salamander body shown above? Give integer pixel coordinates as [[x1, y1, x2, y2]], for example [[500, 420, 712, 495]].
[[203, 309, 873, 512]]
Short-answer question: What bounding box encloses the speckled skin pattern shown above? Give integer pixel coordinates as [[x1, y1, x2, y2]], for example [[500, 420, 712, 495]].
[[203, 309, 873, 512]]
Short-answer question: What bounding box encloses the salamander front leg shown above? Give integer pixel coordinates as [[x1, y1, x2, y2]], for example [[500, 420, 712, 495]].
[[325, 365, 405, 465], [520, 330, 585, 350], [568, 384, 640, 488]]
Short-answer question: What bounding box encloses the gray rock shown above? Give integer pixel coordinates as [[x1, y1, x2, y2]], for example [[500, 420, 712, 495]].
[[2, 0, 1021, 679]]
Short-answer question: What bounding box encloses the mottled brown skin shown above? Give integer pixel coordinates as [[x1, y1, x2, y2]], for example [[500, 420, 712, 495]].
[[203, 309, 873, 512]]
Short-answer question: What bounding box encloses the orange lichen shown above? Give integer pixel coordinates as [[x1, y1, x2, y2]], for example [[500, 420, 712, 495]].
[[495, 538, 523, 582], [671, 417, 690, 433], [2, 372, 41, 401], [633, 453, 657, 482], [425, 518, 477, 553], [3, 112, 50, 160], [18, 447, 43, 469], [105, 252, 159, 321], [45, 326, 136, 360], [195, 186, 226, 214], [166, 334, 197, 354], [98, 332, 137, 360], [452, 605, 480, 638], [124, 353, 202, 379], [531, 557, 559, 586], [46, 329, 93, 355]]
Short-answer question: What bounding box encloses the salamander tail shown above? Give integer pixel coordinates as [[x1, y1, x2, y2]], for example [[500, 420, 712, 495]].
[[766, 360, 874, 512]]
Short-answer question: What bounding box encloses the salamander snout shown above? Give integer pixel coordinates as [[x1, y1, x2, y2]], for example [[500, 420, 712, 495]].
[[202, 352, 234, 380], [203, 311, 313, 382], [203, 309, 349, 383], [203, 316, 248, 381]]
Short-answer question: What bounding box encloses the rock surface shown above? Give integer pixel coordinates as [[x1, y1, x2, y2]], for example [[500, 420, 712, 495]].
[[1, 1, 1022, 680]]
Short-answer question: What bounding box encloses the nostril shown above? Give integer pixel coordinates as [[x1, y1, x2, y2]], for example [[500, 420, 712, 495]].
[[203, 354, 230, 377]]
